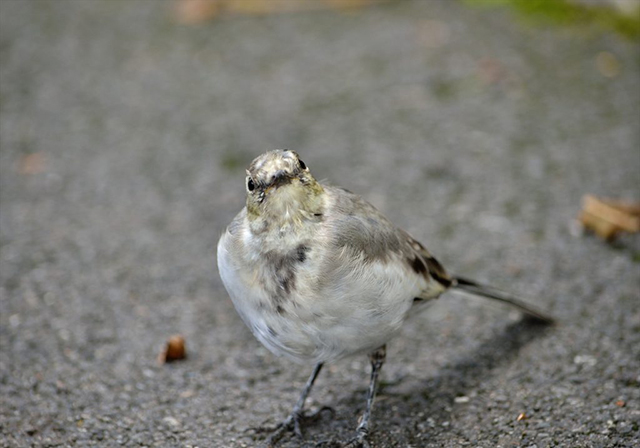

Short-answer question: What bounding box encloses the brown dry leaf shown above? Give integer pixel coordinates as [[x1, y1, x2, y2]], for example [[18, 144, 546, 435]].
[[175, 0, 222, 24], [18, 152, 47, 175], [158, 334, 187, 364], [227, 0, 382, 14], [174, 0, 383, 23], [578, 195, 640, 241]]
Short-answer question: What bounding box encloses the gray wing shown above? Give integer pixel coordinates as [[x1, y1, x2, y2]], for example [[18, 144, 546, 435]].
[[320, 186, 553, 321], [323, 186, 452, 296]]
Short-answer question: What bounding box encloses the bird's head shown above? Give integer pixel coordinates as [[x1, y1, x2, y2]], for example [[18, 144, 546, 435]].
[[245, 150, 324, 225]]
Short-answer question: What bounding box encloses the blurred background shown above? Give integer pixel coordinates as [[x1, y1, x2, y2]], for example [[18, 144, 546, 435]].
[[1, 1, 639, 447]]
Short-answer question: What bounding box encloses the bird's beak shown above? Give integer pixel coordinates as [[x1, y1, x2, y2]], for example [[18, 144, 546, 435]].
[[265, 170, 292, 192], [273, 170, 287, 183]]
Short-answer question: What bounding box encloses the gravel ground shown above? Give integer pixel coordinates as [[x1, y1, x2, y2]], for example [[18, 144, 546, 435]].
[[1, 1, 639, 447]]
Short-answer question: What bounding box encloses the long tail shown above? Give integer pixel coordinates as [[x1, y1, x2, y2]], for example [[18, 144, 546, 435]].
[[451, 276, 555, 324]]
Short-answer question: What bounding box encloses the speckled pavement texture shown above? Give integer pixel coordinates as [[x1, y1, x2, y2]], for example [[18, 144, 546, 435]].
[[1, 1, 639, 447]]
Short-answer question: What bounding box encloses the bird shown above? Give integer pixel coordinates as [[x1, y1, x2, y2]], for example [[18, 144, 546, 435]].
[[217, 149, 553, 447]]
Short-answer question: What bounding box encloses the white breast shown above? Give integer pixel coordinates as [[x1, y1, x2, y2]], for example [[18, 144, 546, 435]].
[[218, 223, 430, 365]]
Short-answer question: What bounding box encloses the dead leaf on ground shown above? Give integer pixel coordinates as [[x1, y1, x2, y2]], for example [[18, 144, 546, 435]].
[[18, 152, 47, 175], [158, 334, 187, 364], [578, 195, 640, 241], [175, 0, 221, 24], [174, 0, 385, 24]]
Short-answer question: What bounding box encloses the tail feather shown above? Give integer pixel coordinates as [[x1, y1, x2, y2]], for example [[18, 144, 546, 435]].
[[451, 276, 554, 324]]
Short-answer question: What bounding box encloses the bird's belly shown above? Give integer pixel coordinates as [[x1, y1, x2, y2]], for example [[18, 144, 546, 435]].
[[220, 268, 414, 364], [237, 266, 420, 364], [246, 295, 409, 365], [218, 233, 426, 365]]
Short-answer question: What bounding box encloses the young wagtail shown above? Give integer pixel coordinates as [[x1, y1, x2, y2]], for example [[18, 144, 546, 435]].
[[217, 149, 553, 447]]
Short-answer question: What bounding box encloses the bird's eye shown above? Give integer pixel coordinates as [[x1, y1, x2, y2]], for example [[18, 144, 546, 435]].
[[247, 178, 255, 191], [299, 160, 307, 170]]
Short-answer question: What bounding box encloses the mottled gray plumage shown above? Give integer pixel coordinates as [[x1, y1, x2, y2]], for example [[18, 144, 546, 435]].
[[217, 149, 553, 447]]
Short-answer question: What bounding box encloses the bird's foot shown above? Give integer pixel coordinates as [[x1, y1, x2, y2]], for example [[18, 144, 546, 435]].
[[251, 406, 334, 447], [341, 429, 370, 448], [315, 424, 370, 448]]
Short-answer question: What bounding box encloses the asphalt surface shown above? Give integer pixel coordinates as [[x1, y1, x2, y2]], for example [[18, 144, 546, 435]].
[[1, 1, 639, 447]]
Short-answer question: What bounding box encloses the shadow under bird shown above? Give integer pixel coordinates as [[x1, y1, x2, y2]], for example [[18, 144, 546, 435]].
[[217, 149, 554, 447]]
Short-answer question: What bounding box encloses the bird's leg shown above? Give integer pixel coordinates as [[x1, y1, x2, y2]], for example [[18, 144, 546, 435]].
[[343, 345, 386, 448], [261, 362, 332, 447]]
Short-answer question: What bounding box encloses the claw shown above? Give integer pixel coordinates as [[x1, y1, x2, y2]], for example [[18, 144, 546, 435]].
[[341, 430, 370, 448], [341, 438, 369, 447], [313, 424, 371, 448], [316, 425, 370, 448], [293, 410, 303, 438], [254, 406, 334, 447]]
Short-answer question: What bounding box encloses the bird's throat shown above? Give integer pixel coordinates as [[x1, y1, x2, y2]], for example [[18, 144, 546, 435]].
[[247, 182, 324, 236]]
